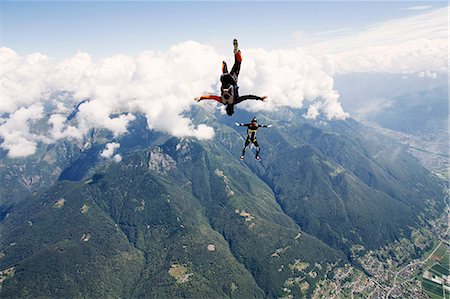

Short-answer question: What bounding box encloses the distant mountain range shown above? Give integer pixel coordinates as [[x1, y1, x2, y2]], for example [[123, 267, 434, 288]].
[[365, 86, 448, 135], [0, 93, 446, 297], [335, 73, 447, 124], [336, 73, 448, 181]]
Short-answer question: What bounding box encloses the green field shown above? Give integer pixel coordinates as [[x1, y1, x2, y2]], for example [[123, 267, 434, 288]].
[[434, 243, 450, 268], [430, 264, 450, 276], [421, 241, 450, 299], [422, 279, 449, 298], [424, 242, 449, 269], [442, 252, 450, 267]]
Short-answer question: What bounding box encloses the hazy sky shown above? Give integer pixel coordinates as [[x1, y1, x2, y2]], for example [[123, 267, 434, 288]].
[[2, 1, 448, 58]]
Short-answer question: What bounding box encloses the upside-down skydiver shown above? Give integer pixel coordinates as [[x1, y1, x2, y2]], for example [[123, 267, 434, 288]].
[[194, 39, 267, 116]]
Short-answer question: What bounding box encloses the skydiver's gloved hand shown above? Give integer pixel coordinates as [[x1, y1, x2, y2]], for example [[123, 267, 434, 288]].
[[261, 96, 268, 101], [194, 97, 201, 102], [235, 122, 242, 126], [267, 124, 273, 128]]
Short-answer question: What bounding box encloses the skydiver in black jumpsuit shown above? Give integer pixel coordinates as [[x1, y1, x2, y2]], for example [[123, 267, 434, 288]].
[[194, 39, 267, 116], [235, 117, 272, 161]]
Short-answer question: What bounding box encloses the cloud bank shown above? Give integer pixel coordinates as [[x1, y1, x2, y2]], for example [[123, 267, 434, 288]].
[[1, 41, 347, 157], [237, 47, 347, 119], [304, 7, 448, 75], [402, 5, 432, 11], [1, 42, 219, 157]]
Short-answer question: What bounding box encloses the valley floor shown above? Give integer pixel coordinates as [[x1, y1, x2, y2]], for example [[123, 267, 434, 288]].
[[374, 128, 449, 181], [305, 211, 449, 299]]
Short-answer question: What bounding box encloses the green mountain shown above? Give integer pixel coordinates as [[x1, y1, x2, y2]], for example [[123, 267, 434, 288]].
[[0, 114, 166, 208], [253, 118, 443, 252], [0, 140, 80, 206], [0, 140, 344, 298], [0, 107, 445, 298]]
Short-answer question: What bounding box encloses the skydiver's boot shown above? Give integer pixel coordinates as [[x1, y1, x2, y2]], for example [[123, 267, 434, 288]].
[[240, 146, 246, 160], [255, 147, 261, 161], [233, 39, 242, 63], [233, 39, 239, 54]]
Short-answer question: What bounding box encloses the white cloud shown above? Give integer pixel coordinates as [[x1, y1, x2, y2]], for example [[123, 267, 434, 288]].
[[238, 48, 348, 119], [304, 7, 448, 74], [402, 5, 432, 10], [1, 41, 349, 157], [322, 39, 447, 74], [0, 105, 47, 157], [113, 154, 122, 163], [304, 102, 321, 120], [1, 48, 51, 113], [417, 70, 437, 79], [100, 142, 120, 159], [48, 114, 83, 140], [0, 43, 221, 157]]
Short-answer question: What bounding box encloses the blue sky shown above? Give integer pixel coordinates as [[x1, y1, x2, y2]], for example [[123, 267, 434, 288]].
[[1, 1, 447, 59]]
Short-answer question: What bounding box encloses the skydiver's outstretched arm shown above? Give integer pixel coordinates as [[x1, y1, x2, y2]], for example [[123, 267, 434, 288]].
[[235, 95, 267, 104], [235, 122, 272, 128], [235, 123, 251, 127], [194, 95, 223, 104]]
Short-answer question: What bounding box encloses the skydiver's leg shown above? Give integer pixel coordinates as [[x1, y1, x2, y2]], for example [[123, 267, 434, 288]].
[[253, 140, 260, 158], [222, 61, 228, 74], [230, 40, 242, 81], [230, 53, 241, 79], [241, 138, 250, 158]]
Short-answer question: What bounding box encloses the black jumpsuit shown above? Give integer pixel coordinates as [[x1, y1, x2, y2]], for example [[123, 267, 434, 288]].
[[221, 52, 265, 116], [195, 40, 266, 116]]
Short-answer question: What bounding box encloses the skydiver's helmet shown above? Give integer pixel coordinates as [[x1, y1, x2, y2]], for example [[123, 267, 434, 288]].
[[251, 117, 257, 126], [226, 104, 234, 116]]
